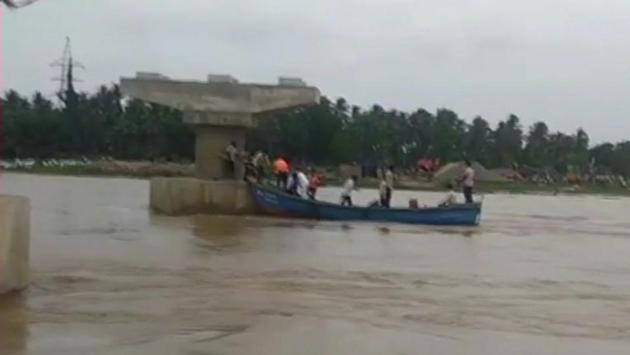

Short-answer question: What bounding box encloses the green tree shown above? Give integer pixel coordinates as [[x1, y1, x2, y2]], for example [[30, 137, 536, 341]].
[[524, 121, 550, 167], [547, 132, 575, 173], [570, 128, 590, 171], [407, 109, 435, 160], [28, 92, 60, 158], [3, 90, 33, 157], [491, 114, 523, 167], [4, 85, 630, 179], [611, 142, 630, 177], [464, 116, 492, 165], [589, 143, 615, 169], [433, 109, 466, 162]]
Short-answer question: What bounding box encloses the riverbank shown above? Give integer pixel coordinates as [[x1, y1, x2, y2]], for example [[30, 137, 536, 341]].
[[1, 160, 194, 179], [4, 164, 630, 197]]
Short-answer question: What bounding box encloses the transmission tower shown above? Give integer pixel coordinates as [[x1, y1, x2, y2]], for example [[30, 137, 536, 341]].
[[51, 37, 85, 105]]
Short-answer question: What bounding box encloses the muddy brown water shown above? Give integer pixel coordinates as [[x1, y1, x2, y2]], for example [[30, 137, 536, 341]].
[[1, 173, 630, 354]]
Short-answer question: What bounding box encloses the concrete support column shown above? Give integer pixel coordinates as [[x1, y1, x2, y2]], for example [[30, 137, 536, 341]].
[[150, 177, 256, 215], [0, 195, 30, 294], [120, 73, 320, 216], [194, 125, 247, 179]]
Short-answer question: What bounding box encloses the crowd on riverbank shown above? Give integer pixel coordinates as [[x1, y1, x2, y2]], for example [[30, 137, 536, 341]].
[[0, 158, 194, 177], [2, 157, 629, 196]]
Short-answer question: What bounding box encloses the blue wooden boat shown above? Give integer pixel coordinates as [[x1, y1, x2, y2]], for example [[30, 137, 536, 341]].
[[251, 184, 482, 226]]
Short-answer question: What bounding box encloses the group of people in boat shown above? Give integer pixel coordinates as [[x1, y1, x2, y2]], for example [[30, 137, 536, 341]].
[[222, 141, 276, 183], [341, 161, 475, 208], [223, 142, 476, 209], [340, 165, 395, 207], [273, 156, 323, 200], [435, 161, 476, 205]]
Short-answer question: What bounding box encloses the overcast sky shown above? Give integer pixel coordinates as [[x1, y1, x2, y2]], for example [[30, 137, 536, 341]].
[[3, 0, 630, 143]]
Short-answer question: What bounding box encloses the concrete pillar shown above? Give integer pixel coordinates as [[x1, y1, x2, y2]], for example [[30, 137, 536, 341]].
[[194, 125, 247, 179], [0, 195, 30, 294], [149, 177, 256, 215], [120, 73, 320, 216]]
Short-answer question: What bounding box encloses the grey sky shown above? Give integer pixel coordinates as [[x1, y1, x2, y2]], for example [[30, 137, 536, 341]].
[[3, 0, 630, 143]]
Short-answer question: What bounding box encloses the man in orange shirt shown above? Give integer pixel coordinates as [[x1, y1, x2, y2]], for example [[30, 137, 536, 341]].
[[274, 157, 289, 190]]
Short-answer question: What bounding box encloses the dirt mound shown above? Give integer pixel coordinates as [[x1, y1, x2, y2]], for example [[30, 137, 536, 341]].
[[434, 161, 508, 183], [490, 168, 524, 181]]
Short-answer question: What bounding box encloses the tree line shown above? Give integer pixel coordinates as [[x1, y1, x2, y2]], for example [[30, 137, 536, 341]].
[[1, 85, 629, 177]]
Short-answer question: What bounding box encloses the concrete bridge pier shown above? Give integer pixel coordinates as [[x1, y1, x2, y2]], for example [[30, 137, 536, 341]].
[[120, 73, 320, 215], [0, 195, 30, 294], [192, 124, 247, 179], [183, 109, 255, 180]]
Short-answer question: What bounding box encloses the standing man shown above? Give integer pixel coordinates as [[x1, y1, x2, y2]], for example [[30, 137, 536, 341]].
[[460, 160, 475, 203], [340, 175, 358, 206], [223, 141, 238, 179], [379, 179, 388, 207], [252, 150, 269, 182], [296, 167, 310, 198], [286, 171, 299, 195], [383, 165, 395, 208]]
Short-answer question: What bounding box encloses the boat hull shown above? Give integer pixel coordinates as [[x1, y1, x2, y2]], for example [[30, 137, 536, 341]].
[[251, 184, 482, 226]]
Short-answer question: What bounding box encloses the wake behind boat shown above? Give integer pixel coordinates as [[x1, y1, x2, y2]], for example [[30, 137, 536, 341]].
[[251, 184, 482, 226]]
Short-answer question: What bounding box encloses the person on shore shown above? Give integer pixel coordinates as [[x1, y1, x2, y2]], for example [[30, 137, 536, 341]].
[[274, 157, 289, 189], [438, 183, 458, 207], [307, 168, 322, 200], [223, 141, 238, 179], [383, 165, 395, 208], [340, 175, 358, 206], [459, 160, 475, 203]]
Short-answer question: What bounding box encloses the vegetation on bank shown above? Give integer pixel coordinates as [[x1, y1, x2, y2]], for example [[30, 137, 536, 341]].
[[1, 160, 194, 179], [4, 162, 629, 197], [1, 84, 629, 179]]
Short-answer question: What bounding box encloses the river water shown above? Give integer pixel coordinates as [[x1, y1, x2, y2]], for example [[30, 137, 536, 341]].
[[1, 173, 630, 354]]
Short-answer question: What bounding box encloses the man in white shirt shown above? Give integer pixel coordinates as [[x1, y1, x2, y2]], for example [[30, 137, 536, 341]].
[[286, 172, 298, 195], [459, 160, 475, 203], [223, 141, 238, 179], [379, 179, 388, 207], [296, 169, 310, 198], [340, 175, 358, 206], [383, 165, 395, 208]]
